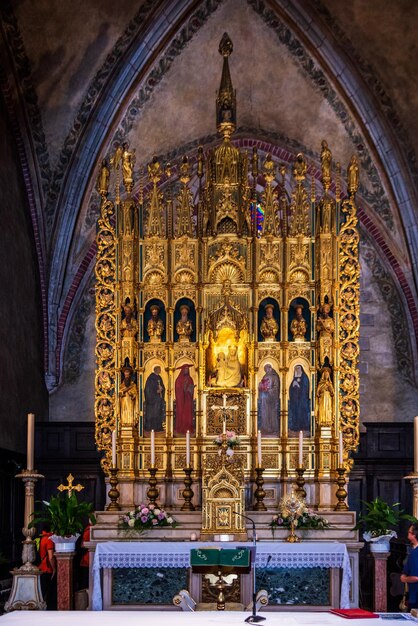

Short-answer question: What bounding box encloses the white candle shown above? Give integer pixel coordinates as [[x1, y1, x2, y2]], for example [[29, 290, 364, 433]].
[[186, 430, 191, 467], [298, 430, 303, 468], [27, 413, 35, 471], [339, 431, 344, 466], [257, 430, 262, 467], [223, 416, 226, 434], [414, 416, 418, 473], [151, 429, 155, 467], [112, 430, 117, 468]]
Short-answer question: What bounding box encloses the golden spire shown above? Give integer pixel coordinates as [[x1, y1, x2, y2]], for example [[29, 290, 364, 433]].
[[216, 33, 236, 138]]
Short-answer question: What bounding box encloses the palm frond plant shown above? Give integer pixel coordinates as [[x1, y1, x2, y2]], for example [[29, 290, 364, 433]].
[[29, 491, 96, 537], [354, 497, 415, 541]]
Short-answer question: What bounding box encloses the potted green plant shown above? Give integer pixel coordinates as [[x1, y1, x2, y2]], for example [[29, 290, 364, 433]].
[[30, 492, 96, 552], [354, 497, 415, 552]]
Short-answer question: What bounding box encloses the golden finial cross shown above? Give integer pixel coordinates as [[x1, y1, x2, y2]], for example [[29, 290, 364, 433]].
[[57, 473, 84, 497]]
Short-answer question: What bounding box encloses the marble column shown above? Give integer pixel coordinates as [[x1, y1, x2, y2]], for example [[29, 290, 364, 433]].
[[55, 552, 75, 610], [370, 551, 390, 613]]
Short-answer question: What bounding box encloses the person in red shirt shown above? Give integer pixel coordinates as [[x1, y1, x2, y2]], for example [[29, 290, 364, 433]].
[[78, 523, 91, 591], [38, 528, 57, 609]]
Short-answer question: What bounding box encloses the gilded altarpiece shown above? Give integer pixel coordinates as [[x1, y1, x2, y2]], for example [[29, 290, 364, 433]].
[[94, 35, 360, 518]]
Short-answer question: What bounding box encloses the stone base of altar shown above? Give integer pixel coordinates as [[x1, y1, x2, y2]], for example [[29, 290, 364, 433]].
[[87, 509, 362, 610]]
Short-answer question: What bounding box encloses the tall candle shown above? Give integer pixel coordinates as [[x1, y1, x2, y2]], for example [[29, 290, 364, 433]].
[[414, 416, 418, 473], [27, 413, 35, 471], [257, 430, 262, 467], [151, 429, 155, 467], [339, 431, 344, 467], [112, 430, 117, 468], [186, 430, 191, 467], [298, 430, 303, 468]]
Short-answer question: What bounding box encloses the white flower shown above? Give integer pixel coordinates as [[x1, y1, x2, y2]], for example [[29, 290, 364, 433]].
[[128, 518, 135, 528], [167, 517, 173, 524], [129, 510, 135, 517], [154, 508, 161, 516]]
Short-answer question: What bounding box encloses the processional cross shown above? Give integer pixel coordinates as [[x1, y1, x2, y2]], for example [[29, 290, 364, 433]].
[[211, 393, 239, 432], [57, 473, 85, 497]]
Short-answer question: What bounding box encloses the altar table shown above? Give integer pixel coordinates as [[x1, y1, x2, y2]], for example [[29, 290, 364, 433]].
[[92, 541, 351, 611], [0, 611, 406, 626]]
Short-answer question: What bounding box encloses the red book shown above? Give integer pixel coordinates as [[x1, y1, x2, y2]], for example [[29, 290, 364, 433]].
[[329, 608, 379, 619]]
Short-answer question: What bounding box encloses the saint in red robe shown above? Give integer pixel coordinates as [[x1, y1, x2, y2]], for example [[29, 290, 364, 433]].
[[175, 364, 195, 435]]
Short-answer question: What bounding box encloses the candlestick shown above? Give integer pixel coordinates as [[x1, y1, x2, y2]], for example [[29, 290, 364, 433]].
[[257, 430, 262, 467], [181, 466, 195, 511], [147, 467, 159, 506], [150, 429, 155, 467], [414, 416, 418, 473], [5, 468, 45, 611], [106, 467, 121, 511], [339, 430, 344, 466], [335, 467, 348, 510], [186, 430, 191, 467], [111, 430, 117, 468], [298, 430, 303, 468], [295, 467, 306, 500], [27, 413, 35, 472], [253, 467, 266, 510]]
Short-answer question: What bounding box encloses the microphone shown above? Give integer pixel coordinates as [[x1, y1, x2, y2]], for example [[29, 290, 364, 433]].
[[233, 511, 256, 533], [233, 511, 266, 623]]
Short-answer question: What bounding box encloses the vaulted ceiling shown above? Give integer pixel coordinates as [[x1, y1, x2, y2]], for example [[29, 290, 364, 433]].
[[1, 0, 417, 393]]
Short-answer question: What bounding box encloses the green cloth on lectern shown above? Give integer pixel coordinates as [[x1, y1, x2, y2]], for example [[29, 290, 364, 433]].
[[190, 548, 250, 569], [190, 548, 220, 567]]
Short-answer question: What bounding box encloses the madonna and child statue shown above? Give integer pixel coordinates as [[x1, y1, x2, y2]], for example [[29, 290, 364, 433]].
[[205, 283, 247, 388]]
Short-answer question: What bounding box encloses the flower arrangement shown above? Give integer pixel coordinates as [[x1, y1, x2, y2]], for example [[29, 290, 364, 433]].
[[119, 503, 177, 534], [214, 430, 240, 448], [270, 508, 330, 533]]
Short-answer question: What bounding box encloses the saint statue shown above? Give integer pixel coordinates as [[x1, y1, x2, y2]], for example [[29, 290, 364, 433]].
[[348, 155, 359, 195], [316, 303, 335, 366], [97, 159, 110, 196], [147, 304, 164, 342], [174, 364, 195, 435], [257, 363, 280, 435], [290, 304, 307, 342], [119, 363, 138, 427], [260, 303, 279, 342], [144, 365, 165, 432], [122, 142, 135, 191], [315, 367, 334, 427], [121, 299, 137, 338], [176, 305, 193, 342], [288, 364, 310, 434]]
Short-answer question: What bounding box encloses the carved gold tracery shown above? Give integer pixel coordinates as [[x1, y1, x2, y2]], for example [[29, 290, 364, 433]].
[[94, 33, 360, 516]]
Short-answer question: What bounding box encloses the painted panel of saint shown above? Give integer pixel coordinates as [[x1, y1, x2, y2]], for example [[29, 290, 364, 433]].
[[174, 364, 195, 435], [257, 364, 280, 435], [143, 365, 165, 432], [288, 364, 311, 435]]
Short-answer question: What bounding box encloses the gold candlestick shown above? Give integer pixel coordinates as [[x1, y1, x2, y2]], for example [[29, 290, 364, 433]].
[[335, 467, 349, 510], [295, 467, 306, 500], [147, 466, 159, 506], [253, 467, 267, 510], [107, 467, 121, 511], [181, 466, 195, 511]]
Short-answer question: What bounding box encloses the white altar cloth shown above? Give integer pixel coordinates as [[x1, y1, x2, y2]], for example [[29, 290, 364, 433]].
[[92, 540, 351, 611], [0, 611, 408, 626]]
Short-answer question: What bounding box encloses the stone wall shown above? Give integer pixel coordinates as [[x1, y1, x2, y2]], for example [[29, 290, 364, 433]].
[[0, 94, 48, 453]]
